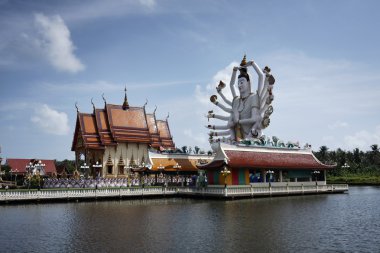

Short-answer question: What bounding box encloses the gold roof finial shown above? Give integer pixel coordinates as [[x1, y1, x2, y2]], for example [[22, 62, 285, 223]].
[[240, 54, 247, 66], [122, 86, 129, 110]]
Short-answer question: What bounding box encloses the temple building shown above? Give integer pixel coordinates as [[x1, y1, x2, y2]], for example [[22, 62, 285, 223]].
[[71, 89, 176, 178]]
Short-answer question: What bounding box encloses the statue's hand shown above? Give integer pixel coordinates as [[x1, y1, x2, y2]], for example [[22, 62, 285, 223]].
[[233, 66, 239, 71], [247, 60, 254, 66]]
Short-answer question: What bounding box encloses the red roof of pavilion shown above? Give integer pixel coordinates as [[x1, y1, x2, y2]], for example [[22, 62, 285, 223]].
[[197, 143, 334, 170], [6, 158, 57, 174]]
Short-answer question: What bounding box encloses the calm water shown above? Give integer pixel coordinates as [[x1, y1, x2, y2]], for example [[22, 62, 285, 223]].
[[1, 186, 379, 253]]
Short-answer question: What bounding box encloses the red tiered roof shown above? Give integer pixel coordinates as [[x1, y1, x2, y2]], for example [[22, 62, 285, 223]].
[[71, 102, 175, 151], [95, 108, 116, 146], [146, 113, 161, 149], [106, 104, 151, 143], [157, 120, 175, 149]]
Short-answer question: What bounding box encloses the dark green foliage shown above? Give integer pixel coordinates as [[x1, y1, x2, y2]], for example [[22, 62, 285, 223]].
[[314, 144, 380, 180], [55, 159, 76, 174]]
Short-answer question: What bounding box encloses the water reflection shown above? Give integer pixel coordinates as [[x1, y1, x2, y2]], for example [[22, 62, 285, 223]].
[[1, 187, 380, 252]]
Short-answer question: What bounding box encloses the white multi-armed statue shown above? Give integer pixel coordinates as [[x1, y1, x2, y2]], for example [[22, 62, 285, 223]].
[[206, 55, 276, 143]]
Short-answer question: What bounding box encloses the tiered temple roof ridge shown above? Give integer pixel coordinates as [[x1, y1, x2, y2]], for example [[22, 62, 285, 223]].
[[71, 100, 175, 151]]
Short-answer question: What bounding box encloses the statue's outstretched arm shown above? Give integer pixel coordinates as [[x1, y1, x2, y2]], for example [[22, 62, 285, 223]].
[[217, 89, 232, 106], [209, 130, 231, 137], [230, 67, 238, 98], [206, 125, 230, 130], [206, 113, 230, 121], [248, 61, 265, 96], [214, 101, 232, 113]]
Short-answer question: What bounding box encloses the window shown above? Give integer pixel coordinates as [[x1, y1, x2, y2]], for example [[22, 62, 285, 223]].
[[119, 166, 124, 175]]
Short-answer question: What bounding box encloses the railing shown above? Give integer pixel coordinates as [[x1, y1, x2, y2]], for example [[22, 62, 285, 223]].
[[178, 184, 349, 197], [0, 184, 348, 202]]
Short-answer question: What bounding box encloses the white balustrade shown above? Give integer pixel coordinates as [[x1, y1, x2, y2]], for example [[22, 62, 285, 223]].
[[0, 184, 348, 202]]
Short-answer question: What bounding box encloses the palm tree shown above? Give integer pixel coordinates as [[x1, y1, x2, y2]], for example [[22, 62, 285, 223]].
[[370, 144, 379, 165], [318, 146, 329, 162]]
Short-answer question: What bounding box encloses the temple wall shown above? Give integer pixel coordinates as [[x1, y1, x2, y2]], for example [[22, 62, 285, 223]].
[[207, 169, 248, 186], [102, 143, 148, 177]]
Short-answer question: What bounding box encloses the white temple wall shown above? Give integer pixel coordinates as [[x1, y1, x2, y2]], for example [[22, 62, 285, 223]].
[[102, 143, 148, 177]]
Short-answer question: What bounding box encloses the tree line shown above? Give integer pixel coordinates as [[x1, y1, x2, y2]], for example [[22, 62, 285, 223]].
[[313, 144, 380, 177]]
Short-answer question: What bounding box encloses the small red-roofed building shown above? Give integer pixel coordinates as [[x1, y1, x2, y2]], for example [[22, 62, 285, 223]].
[[197, 142, 334, 186], [6, 158, 57, 177]]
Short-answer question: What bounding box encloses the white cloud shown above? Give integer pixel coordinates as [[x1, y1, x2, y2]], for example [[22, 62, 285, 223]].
[[195, 62, 237, 101], [34, 13, 85, 73], [183, 129, 208, 146], [344, 126, 380, 151], [195, 61, 238, 120], [31, 104, 70, 135], [139, 0, 156, 9], [328, 121, 349, 130]]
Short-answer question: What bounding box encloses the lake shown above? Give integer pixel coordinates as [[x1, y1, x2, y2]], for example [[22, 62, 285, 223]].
[[0, 186, 379, 253]]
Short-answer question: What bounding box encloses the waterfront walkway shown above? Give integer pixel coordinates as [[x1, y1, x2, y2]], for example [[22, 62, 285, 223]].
[[0, 184, 348, 203]]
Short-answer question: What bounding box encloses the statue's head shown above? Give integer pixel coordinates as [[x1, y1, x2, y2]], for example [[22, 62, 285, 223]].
[[238, 55, 251, 97], [238, 69, 251, 97], [237, 76, 251, 97]]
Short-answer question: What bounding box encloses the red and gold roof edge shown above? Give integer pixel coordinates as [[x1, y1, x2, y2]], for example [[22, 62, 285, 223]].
[[197, 144, 335, 171], [72, 103, 175, 150]]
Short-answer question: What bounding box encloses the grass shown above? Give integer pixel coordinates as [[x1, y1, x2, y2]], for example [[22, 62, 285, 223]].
[[327, 175, 380, 185]]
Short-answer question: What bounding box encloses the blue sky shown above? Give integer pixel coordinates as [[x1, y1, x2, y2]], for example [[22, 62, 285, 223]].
[[1, 0, 380, 161]]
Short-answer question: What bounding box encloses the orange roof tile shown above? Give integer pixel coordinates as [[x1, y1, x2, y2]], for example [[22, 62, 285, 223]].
[[106, 104, 151, 143], [157, 120, 175, 149]]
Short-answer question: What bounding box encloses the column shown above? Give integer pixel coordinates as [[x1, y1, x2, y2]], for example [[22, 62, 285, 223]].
[[262, 170, 266, 183], [279, 170, 283, 182]]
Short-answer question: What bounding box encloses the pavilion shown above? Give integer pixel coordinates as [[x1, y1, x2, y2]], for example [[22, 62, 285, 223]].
[[197, 142, 334, 186]]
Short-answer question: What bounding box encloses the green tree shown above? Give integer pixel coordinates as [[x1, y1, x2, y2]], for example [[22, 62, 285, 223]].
[[315, 146, 329, 163]]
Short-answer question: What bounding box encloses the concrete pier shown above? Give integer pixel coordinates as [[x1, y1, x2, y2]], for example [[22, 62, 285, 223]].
[[0, 184, 348, 204]]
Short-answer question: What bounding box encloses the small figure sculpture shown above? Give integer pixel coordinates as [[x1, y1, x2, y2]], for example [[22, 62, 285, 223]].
[[207, 55, 275, 142]]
